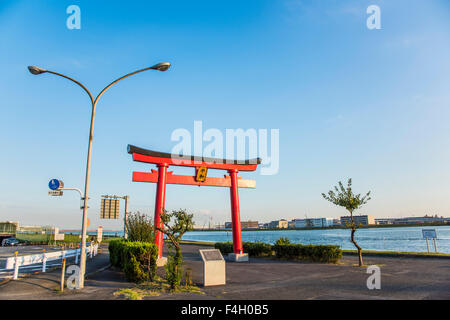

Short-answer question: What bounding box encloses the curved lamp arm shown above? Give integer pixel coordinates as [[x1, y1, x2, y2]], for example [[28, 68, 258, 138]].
[[28, 62, 170, 108], [46, 70, 95, 106], [28, 66, 95, 106], [95, 65, 161, 105]]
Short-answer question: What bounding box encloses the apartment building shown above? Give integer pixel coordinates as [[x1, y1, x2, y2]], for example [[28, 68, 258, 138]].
[[340, 215, 375, 226], [294, 218, 334, 228]]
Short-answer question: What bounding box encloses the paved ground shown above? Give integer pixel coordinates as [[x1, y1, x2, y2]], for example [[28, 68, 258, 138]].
[[0, 245, 110, 299], [0, 243, 449, 300]]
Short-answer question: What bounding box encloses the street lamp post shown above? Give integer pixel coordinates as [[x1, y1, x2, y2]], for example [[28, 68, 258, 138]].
[[28, 62, 171, 288]]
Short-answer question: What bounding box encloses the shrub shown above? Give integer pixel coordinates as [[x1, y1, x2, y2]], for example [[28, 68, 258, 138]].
[[273, 243, 342, 263], [123, 255, 147, 283], [243, 242, 272, 257], [109, 240, 158, 283], [122, 242, 158, 282], [215, 242, 272, 257], [109, 239, 126, 267], [214, 242, 233, 255], [214, 241, 342, 263], [126, 212, 154, 243], [275, 237, 291, 246]]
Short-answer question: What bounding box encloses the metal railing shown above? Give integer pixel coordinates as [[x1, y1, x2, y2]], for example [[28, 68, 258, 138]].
[[0, 243, 98, 280]]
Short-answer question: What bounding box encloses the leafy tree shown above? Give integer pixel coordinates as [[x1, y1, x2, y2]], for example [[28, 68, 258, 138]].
[[156, 209, 194, 290], [125, 212, 154, 243], [322, 178, 371, 266]]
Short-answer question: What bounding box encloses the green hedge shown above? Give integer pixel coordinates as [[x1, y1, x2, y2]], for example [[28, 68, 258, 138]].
[[214, 242, 234, 255], [109, 240, 158, 283], [215, 241, 342, 263], [244, 242, 272, 257], [214, 242, 271, 257], [273, 244, 342, 263], [109, 239, 126, 267]]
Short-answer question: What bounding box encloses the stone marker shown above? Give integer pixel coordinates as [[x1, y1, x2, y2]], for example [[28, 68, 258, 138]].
[[199, 249, 226, 286]]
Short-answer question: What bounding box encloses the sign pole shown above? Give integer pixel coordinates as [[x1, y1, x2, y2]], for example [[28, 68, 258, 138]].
[[60, 258, 66, 292], [124, 196, 129, 240], [422, 229, 437, 254]]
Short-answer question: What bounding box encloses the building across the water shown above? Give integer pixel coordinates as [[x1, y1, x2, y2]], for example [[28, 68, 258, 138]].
[[268, 219, 289, 229], [241, 220, 259, 229], [375, 216, 450, 225], [340, 215, 375, 226], [294, 218, 335, 228], [224, 220, 259, 229]]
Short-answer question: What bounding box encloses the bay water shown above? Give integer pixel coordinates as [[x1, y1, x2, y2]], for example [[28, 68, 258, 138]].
[[181, 226, 450, 253], [63, 226, 450, 253]]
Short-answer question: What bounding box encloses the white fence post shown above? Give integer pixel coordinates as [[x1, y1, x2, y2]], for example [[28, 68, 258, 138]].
[[75, 245, 79, 264], [13, 252, 19, 280], [42, 249, 47, 272]]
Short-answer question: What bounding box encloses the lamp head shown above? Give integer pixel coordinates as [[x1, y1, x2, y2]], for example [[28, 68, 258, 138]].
[[28, 66, 47, 75], [150, 62, 171, 71]]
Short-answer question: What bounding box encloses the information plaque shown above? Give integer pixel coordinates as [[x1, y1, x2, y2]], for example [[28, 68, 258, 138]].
[[422, 229, 437, 239], [199, 249, 226, 286]]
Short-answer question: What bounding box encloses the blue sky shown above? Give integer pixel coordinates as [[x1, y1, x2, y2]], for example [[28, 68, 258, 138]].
[[1, 0, 449, 229]]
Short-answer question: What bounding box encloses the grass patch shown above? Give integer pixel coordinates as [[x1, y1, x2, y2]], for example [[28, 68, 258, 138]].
[[101, 237, 124, 244], [114, 288, 148, 300], [113, 276, 203, 300]]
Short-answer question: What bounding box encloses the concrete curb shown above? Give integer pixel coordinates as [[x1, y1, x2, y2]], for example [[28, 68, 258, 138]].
[[343, 251, 450, 259], [179, 241, 215, 246], [85, 264, 111, 279]]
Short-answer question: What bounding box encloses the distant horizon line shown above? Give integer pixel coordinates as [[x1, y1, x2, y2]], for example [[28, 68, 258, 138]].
[[5, 214, 450, 230]]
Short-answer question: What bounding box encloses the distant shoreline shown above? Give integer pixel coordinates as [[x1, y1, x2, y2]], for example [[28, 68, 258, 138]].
[[189, 222, 450, 232], [59, 222, 450, 234]]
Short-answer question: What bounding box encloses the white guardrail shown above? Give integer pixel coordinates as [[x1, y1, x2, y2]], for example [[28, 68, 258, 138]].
[[2, 243, 98, 280]]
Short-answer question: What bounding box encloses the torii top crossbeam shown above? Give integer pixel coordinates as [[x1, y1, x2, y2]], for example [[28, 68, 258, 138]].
[[127, 144, 261, 260]]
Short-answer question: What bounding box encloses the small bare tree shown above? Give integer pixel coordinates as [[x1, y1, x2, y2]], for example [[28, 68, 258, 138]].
[[156, 209, 194, 290], [322, 178, 371, 266]]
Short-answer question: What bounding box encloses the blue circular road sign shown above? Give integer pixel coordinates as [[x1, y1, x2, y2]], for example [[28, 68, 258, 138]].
[[49, 179, 61, 190]]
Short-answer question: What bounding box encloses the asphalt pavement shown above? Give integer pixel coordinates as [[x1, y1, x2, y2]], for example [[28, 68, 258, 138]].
[[0, 245, 110, 299], [1, 243, 449, 300]]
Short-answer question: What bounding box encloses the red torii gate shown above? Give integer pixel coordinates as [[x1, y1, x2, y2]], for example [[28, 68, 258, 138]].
[[127, 145, 261, 261]]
